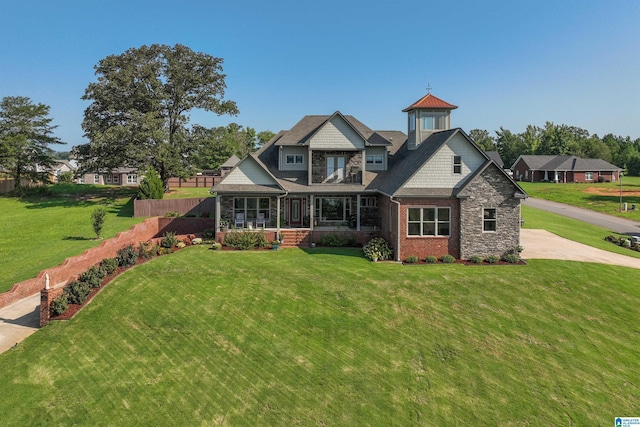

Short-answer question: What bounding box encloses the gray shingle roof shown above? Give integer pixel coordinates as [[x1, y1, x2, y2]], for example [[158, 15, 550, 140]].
[[515, 155, 621, 171], [484, 151, 504, 168]]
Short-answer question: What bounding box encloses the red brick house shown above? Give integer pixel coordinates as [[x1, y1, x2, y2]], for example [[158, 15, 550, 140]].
[[211, 93, 527, 261], [511, 155, 621, 183]]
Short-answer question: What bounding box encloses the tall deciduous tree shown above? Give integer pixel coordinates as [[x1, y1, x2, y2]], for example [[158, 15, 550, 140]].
[[468, 129, 495, 151], [78, 44, 238, 187], [0, 96, 64, 188]]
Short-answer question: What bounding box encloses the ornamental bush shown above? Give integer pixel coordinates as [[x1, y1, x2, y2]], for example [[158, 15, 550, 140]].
[[138, 166, 164, 200], [502, 253, 521, 264], [117, 245, 138, 267], [425, 255, 438, 264], [468, 255, 483, 264], [210, 242, 222, 250], [50, 295, 68, 316], [99, 258, 119, 276], [362, 237, 393, 261], [160, 231, 179, 248], [223, 230, 268, 250], [440, 254, 456, 263], [404, 256, 419, 264], [138, 241, 158, 259], [79, 265, 106, 288], [64, 280, 91, 305], [485, 255, 500, 264]]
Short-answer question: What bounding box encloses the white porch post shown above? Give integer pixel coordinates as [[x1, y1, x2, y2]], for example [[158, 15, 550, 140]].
[[215, 195, 221, 232], [310, 195, 315, 230], [276, 196, 281, 234], [356, 194, 361, 231]]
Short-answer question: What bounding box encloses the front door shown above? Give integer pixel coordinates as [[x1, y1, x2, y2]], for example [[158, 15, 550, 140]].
[[289, 198, 302, 226]]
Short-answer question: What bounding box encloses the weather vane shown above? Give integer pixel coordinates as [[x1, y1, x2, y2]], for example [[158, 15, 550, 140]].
[[426, 83, 432, 94]]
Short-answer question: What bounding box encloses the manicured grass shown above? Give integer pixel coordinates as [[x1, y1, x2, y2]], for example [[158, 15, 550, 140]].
[[519, 176, 640, 221], [164, 186, 212, 199], [0, 184, 142, 293], [522, 205, 640, 258], [1, 247, 639, 425]]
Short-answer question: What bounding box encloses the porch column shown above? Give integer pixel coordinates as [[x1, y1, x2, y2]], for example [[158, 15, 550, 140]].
[[356, 194, 361, 231], [215, 195, 221, 231], [276, 196, 281, 234], [310, 195, 315, 231]]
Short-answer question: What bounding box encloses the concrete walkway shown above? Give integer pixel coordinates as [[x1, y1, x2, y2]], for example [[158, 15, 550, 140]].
[[521, 229, 640, 269], [0, 293, 40, 354]]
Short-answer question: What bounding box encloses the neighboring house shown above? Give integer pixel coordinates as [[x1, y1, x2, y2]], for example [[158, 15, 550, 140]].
[[511, 155, 621, 183], [211, 92, 527, 261], [47, 160, 77, 183], [76, 167, 140, 186], [220, 155, 240, 176]]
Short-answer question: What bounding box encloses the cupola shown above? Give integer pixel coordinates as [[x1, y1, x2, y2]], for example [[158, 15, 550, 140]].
[[403, 92, 457, 150]]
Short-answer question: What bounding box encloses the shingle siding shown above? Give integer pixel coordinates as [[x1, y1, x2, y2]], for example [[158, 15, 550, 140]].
[[309, 116, 366, 150], [223, 159, 277, 185], [404, 133, 485, 189]]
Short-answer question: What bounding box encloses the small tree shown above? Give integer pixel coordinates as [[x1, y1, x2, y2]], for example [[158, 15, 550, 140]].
[[91, 207, 107, 239], [57, 170, 74, 184], [138, 166, 164, 199]]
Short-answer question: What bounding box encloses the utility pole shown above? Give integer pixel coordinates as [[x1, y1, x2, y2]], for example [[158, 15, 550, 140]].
[[620, 171, 623, 212]]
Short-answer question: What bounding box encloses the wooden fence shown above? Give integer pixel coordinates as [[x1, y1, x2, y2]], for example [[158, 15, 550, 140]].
[[133, 197, 216, 218], [167, 176, 221, 188]]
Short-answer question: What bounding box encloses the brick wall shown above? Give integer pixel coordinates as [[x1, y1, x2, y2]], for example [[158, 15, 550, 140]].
[[397, 198, 460, 261], [1, 217, 219, 312]]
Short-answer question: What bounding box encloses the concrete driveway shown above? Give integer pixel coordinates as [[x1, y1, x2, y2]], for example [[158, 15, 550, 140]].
[[521, 229, 640, 269]]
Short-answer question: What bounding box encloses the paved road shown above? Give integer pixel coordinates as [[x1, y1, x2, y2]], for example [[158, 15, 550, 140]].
[[523, 197, 640, 236]]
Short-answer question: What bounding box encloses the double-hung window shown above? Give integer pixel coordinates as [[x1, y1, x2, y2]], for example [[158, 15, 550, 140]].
[[585, 172, 594, 181], [286, 154, 304, 164], [366, 154, 383, 165], [483, 208, 497, 232], [453, 156, 462, 174], [94, 174, 100, 184], [407, 207, 450, 236], [127, 174, 137, 184]]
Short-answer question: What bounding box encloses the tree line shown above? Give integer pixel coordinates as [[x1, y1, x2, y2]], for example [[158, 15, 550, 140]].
[[469, 124, 639, 174]]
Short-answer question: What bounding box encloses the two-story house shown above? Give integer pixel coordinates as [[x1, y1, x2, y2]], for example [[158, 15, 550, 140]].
[[211, 92, 527, 261]]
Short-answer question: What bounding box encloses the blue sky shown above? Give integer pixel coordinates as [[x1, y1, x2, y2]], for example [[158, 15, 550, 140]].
[[1, 0, 639, 148]]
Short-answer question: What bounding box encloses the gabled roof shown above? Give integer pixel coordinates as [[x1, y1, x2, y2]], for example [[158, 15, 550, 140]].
[[484, 151, 504, 168], [512, 155, 621, 171], [274, 112, 392, 147], [457, 160, 527, 199], [402, 93, 458, 112], [220, 155, 240, 168], [211, 154, 285, 194]]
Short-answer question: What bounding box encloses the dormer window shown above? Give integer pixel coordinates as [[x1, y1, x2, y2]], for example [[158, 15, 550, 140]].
[[286, 154, 304, 164]]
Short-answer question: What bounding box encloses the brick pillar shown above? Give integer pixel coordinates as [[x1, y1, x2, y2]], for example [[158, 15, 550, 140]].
[[40, 288, 51, 327]]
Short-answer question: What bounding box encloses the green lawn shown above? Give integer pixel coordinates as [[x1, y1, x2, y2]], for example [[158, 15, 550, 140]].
[[1, 247, 638, 425], [519, 175, 640, 221], [0, 184, 142, 293]]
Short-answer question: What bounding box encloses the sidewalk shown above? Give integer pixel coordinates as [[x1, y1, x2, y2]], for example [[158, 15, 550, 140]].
[[0, 293, 40, 354]]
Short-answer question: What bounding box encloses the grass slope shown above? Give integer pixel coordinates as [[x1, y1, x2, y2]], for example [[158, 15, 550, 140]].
[[1, 247, 639, 425], [0, 185, 142, 293]]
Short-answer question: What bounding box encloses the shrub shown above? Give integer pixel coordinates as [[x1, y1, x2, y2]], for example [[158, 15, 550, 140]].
[[621, 239, 632, 248], [176, 241, 186, 249], [202, 229, 216, 241], [485, 255, 500, 264], [425, 255, 438, 264], [404, 256, 419, 264], [158, 247, 174, 255], [223, 230, 267, 250], [362, 237, 393, 261], [138, 166, 164, 200], [210, 242, 222, 250], [604, 235, 619, 244], [57, 171, 74, 184], [440, 254, 456, 263], [99, 258, 119, 276], [138, 241, 158, 259], [79, 265, 106, 288], [164, 211, 179, 218], [468, 255, 483, 264], [117, 245, 138, 267], [502, 253, 520, 264], [191, 237, 203, 245], [64, 280, 91, 305], [317, 233, 357, 247], [160, 231, 179, 248], [50, 295, 68, 316]]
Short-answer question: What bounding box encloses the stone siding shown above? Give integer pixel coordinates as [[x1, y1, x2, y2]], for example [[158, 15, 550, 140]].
[[311, 151, 362, 184], [458, 165, 521, 259]]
